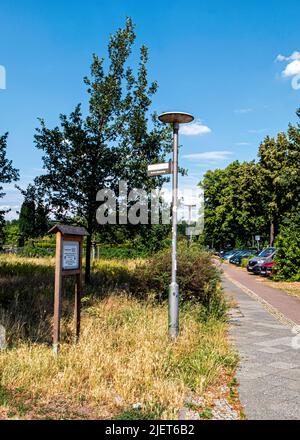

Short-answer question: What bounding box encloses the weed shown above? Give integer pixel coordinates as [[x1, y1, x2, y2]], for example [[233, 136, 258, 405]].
[[199, 408, 213, 419]]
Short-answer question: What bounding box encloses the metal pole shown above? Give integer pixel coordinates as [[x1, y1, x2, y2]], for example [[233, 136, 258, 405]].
[[169, 122, 179, 339], [53, 232, 63, 355]]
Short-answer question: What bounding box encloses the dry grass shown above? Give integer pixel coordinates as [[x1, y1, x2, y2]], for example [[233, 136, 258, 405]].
[[0, 295, 236, 419], [0, 254, 237, 420], [262, 279, 300, 299], [0, 254, 141, 273]]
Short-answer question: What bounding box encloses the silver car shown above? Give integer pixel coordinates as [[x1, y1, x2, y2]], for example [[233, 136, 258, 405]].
[[247, 248, 276, 273]]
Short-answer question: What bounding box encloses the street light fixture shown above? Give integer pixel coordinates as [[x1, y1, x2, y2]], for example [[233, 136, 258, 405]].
[[158, 111, 194, 339]]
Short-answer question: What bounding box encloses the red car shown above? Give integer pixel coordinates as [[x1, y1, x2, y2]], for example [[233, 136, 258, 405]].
[[260, 262, 276, 277]]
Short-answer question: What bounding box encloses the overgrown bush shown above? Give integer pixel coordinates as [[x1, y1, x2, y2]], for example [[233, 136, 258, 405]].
[[274, 213, 300, 281], [132, 244, 226, 318], [96, 245, 148, 260], [241, 256, 255, 268]]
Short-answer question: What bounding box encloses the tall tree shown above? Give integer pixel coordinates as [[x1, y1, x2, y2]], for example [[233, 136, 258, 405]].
[[258, 123, 300, 246], [274, 210, 300, 281], [18, 184, 49, 240], [19, 185, 36, 240], [35, 201, 49, 237], [202, 107, 300, 249], [34, 18, 171, 282], [201, 161, 266, 249], [0, 133, 19, 244]]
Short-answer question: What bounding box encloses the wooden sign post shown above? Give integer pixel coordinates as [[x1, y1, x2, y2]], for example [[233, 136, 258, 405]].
[[49, 225, 89, 355]]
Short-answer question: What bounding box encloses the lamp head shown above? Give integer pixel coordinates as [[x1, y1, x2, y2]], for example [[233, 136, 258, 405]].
[[158, 112, 194, 124]]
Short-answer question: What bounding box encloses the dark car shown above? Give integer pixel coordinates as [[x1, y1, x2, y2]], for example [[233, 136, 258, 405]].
[[229, 250, 257, 266], [219, 248, 235, 258], [222, 250, 239, 261], [228, 250, 247, 264], [247, 248, 276, 273]]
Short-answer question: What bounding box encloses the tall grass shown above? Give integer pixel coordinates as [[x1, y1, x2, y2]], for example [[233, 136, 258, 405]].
[[0, 255, 136, 344], [0, 254, 237, 419], [0, 295, 236, 419]]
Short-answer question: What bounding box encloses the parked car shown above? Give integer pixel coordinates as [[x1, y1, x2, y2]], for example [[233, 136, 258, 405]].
[[222, 250, 239, 260], [247, 248, 276, 273], [228, 250, 247, 264], [219, 248, 234, 258], [229, 250, 257, 266], [259, 262, 276, 277]]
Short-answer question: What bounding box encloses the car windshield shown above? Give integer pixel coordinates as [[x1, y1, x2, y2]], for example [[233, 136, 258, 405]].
[[224, 250, 236, 256], [259, 248, 276, 257]]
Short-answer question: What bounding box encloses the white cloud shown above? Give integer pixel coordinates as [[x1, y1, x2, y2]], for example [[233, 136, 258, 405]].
[[236, 142, 251, 146], [276, 51, 300, 62], [282, 60, 300, 77], [183, 151, 233, 163], [180, 121, 212, 136], [276, 51, 300, 87], [234, 108, 253, 114]]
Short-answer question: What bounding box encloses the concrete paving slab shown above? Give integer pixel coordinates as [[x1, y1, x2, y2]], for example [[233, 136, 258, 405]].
[[223, 276, 300, 420]]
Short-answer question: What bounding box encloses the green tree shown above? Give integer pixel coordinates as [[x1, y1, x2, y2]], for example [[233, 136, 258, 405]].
[[18, 184, 49, 240], [19, 185, 36, 240], [34, 18, 171, 282], [3, 221, 21, 246], [274, 210, 300, 281], [201, 161, 265, 249], [258, 133, 291, 246], [0, 133, 19, 244], [201, 107, 300, 251], [35, 201, 49, 237], [258, 109, 300, 245]]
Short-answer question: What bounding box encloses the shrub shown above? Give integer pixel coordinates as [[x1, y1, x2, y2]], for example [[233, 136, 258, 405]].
[[274, 213, 300, 281], [132, 244, 226, 318], [18, 246, 55, 258], [96, 246, 148, 260], [241, 256, 255, 268]]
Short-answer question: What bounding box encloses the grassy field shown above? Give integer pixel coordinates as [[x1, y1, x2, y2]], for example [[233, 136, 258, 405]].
[[0, 254, 239, 420]]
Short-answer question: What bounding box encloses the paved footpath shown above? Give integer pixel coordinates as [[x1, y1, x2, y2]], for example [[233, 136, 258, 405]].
[[222, 262, 300, 326], [221, 266, 300, 420]]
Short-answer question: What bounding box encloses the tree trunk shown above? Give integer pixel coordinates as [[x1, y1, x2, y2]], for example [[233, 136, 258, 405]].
[[85, 233, 92, 284], [270, 219, 275, 247]]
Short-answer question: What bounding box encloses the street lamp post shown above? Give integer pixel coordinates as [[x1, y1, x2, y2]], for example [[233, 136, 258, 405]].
[[158, 112, 194, 339]]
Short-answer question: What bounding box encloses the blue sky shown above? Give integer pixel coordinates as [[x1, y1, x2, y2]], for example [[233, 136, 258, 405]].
[[1, 0, 300, 219]]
